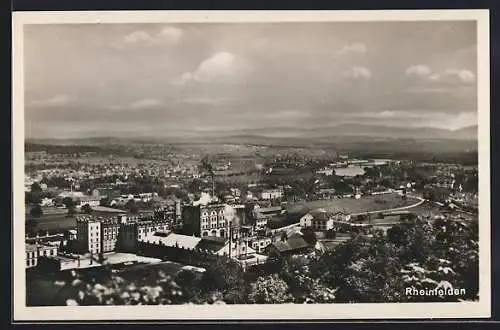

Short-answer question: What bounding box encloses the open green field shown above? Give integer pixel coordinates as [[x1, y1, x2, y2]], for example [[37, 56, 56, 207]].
[[286, 193, 420, 215]]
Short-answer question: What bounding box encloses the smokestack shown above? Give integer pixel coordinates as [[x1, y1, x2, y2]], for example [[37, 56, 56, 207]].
[[212, 178, 215, 201]]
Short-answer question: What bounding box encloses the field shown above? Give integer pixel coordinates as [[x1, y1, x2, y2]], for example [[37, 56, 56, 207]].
[[26, 210, 130, 234], [286, 193, 421, 215]]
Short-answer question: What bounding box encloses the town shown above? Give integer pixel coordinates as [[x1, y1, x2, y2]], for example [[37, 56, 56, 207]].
[[24, 142, 479, 306]]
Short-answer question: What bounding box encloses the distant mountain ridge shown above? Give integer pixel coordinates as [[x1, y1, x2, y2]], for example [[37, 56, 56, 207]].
[[26, 124, 478, 145]]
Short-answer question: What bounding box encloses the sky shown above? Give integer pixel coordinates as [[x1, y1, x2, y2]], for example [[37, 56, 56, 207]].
[[24, 21, 478, 139]]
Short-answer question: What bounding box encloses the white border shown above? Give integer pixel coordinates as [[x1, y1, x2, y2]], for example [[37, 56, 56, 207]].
[[12, 10, 491, 321]]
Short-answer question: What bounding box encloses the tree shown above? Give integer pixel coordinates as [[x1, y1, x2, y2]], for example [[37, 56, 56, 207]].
[[25, 192, 42, 205], [81, 204, 93, 214], [200, 257, 246, 304], [62, 197, 76, 217], [247, 274, 292, 304], [301, 229, 317, 246], [31, 182, 43, 193], [125, 199, 139, 214], [29, 204, 43, 218], [62, 197, 75, 209]]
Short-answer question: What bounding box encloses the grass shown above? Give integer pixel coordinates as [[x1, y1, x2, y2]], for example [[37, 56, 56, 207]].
[[26, 210, 129, 233], [286, 193, 419, 215]]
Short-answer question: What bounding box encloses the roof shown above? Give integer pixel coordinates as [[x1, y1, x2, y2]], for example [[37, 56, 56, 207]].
[[300, 213, 314, 221], [58, 191, 85, 198], [258, 206, 283, 214], [197, 236, 228, 252], [79, 196, 102, 201], [286, 233, 309, 250], [140, 232, 201, 250], [26, 243, 55, 252], [91, 206, 126, 213], [271, 241, 291, 252], [270, 234, 310, 253]]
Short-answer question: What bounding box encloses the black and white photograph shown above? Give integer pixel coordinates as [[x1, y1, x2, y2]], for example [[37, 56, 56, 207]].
[[12, 10, 490, 320]]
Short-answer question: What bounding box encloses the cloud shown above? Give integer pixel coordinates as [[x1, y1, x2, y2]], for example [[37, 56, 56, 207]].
[[336, 43, 367, 55], [405, 65, 432, 79], [341, 66, 372, 79], [405, 64, 476, 84], [29, 94, 77, 107], [175, 96, 233, 106], [159, 26, 183, 41], [442, 69, 476, 83], [109, 98, 165, 111], [173, 52, 251, 85], [111, 26, 183, 49]]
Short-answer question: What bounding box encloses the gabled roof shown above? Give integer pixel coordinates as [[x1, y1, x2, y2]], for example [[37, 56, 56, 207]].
[[269, 233, 310, 253]]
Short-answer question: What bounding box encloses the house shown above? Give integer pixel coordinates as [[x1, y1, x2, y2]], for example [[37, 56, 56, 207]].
[[299, 213, 313, 228], [40, 197, 55, 207], [301, 209, 335, 231], [259, 188, 284, 200], [255, 214, 269, 229], [75, 196, 102, 208], [253, 205, 283, 218], [26, 243, 58, 268], [265, 232, 311, 256], [250, 236, 273, 253], [316, 168, 334, 176]]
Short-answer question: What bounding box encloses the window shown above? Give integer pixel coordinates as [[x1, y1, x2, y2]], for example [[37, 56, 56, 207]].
[[26, 260, 30, 267]]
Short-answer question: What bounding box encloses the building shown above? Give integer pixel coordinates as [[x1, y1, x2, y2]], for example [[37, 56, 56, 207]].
[[119, 218, 171, 252], [76, 217, 102, 255], [230, 188, 241, 197], [265, 232, 311, 257], [253, 205, 283, 218], [182, 204, 229, 238], [299, 213, 313, 228], [75, 196, 102, 208], [259, 188, 284, 200], [26, 243, 58, 268], [40, 197, 55, 207], [137, 231, 257, 262], [153, 205, 177, 223], [255, 214, 269, 229], [250, 236, 272, 253], [316, 168, 334, 176], [310, 210, 334, 231], [101, 218, 121, 253], [231, 204, 247, 225]]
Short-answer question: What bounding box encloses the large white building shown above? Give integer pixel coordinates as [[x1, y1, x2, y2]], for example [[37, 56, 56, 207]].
[[76, 217, 101, 255]]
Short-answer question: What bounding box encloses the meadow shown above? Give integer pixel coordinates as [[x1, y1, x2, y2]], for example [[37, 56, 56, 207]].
[[286, 193, 420, 215]]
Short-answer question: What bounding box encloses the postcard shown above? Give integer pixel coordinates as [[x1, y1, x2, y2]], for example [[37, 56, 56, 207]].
[[12, 9, 490, 321]]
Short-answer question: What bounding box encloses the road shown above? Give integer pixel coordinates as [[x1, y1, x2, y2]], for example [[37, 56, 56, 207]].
[[351, 195, 425, 216]]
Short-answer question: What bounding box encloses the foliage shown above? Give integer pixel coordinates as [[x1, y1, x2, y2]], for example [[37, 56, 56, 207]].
[[29, 204, 43, 218], [125, 199, 139, 214], [31, 182, 43, 193], [200, 257, 247, 304], [81, 204, 93, 214], [247, 274, 292, 304]]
